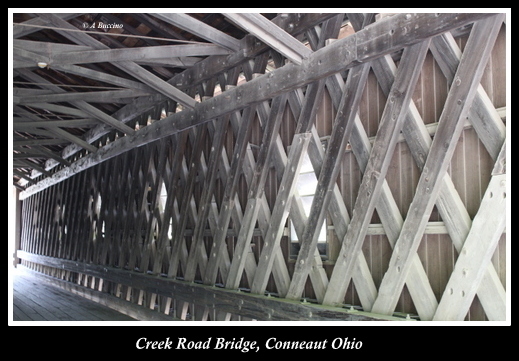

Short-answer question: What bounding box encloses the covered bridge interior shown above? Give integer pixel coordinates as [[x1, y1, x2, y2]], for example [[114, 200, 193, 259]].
[[10, 11, 508, 322]]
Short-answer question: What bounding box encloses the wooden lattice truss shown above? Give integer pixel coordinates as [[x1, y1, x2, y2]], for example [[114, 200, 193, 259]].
[[14, 13, 507, 321]]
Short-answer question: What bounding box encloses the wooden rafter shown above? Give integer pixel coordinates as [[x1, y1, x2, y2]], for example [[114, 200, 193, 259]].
[[18, 12, 490, 198]]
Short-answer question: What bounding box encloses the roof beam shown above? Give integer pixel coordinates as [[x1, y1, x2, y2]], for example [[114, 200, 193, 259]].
[[19, 13, 492, 199], [14, 159, 52, 176], [16, 44, 231, 67], [15, 68, 137, 135], [12, 13, 82, 38], [14, 106, 98, 154], [14, 118, 100, 130], [13, 138, 68, 147], [223, 13, 312, 65], [29, 145, 73, 167], [13, 170, 38, 185], [35, 13, 197, 109], [54, 44, 230, 65], [16, 88, 151, 105], [152, 13, 241, 52], [50, 64, 151, 92]]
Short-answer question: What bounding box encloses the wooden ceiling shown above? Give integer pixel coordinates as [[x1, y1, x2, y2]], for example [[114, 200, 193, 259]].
[[11, 12, 298, 191]]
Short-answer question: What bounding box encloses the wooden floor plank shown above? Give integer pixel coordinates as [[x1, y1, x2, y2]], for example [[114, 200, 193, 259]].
[[11, 267, 136, 322]]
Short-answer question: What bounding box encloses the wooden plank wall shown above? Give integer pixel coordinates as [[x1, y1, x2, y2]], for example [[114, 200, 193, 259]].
[[17, 14, 507, 321]]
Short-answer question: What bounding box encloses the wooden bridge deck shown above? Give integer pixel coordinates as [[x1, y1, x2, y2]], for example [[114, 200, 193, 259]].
[[10, 266, 136, 322]]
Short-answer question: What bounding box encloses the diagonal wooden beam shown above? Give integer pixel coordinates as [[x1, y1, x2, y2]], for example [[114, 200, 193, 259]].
[[14, 106, 98, 153], [15, 159, 52, 177], [12, 13, 81, 38], [370, 15, 505, 317], [284, 62, 371, 301], [183, 114, 232, 282], [430, 31, 505, 161], [201, 105, 257, 285], [15, 68, 136, 135], [32, 145, 72, 167], [346, 13, 505, 320], [316, 40, 430, 307], [223, 13, 312, 65], [166, 125, 209, 278], [249, 79, 326, 296], [51, 64, 152, 91], [225, 93, 289, 290], [35, 13, 197, 109], [152, 13, 241, 52], [433, 144, 506, 320]]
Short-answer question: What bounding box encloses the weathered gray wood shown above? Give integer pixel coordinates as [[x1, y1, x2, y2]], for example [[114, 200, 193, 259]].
[[430, 32, 505, 161], [36, 13, 197, 109], [286, 62, 371, 301], [13, 138, 68, 147], [349, 30, 503, 321], [151, 131, 189, 275], [20, 13, 490, 199], [13, 38, 92, 53], [202, 106, 257, 285], [14, 118, 99, 130], [183, 114, 231, 281], [139, 139, 170, 274], [36, 44, 231, 65], [15, 265, 173, 321], [433, 170, 506, 320], [15, 68, 137, 136], [345, 15, 440, 319], [173, 14, 336, 90], [52, 64, 158, 92], [115, 61, 197, 109], [347, 13, 506, 320], [17, 101, 90, 118], [321, 40, 430, 307], [370, 15, 505, 317], [250, 132, 311, 295], [15, 109, 98, 153], [17, 89, 151, 105], [167, 126, 209, 278], [15, 159, 52, 177], [152, 13, 241, 52], [13, 13, 82, 38], [225, 94, 289, 290], [224, 13, 312, 65]]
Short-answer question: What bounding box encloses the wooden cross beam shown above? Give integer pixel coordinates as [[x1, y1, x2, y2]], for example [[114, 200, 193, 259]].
[[19, 13, 491, 199], [36, 13, 197, 109], [19, 43, 231, 66], [223, 13, 312, 65], [152, 13, 241, 52], [15, 68, 136, 136]]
